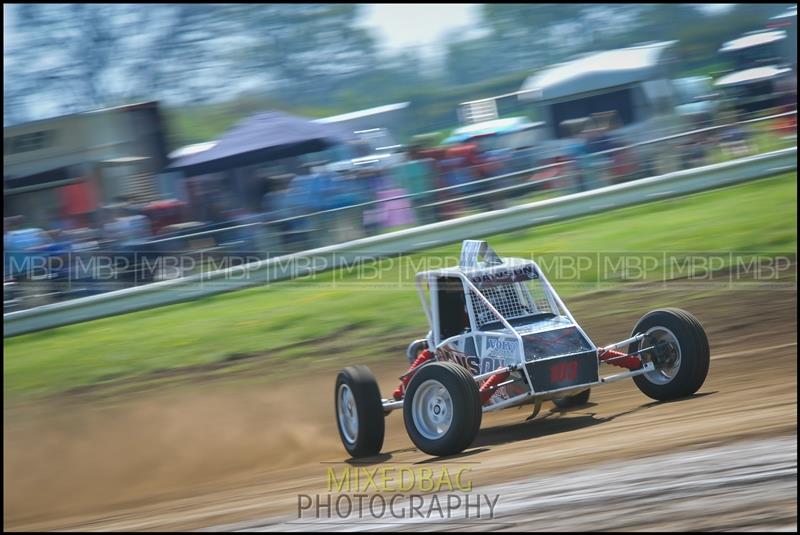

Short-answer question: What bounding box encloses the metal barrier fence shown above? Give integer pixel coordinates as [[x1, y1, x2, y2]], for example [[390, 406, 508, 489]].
[[3, 109, 797, 314], [3, 145, 796, 337]]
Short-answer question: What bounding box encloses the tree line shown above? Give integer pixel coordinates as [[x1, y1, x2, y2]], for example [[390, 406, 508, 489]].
[[4, 3, 793, 141]]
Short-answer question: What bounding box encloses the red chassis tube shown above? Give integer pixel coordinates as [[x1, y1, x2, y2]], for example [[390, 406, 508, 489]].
[[393, 349, 435, 400], [393, 347, 642, 404], [479, 349, 643, 405], [598, 349, 642, 371], [479, 370, 511, 404]]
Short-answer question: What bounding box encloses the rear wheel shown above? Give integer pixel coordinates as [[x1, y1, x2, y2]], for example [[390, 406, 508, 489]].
[[552, 388, 591, 408], [403, 362, 482, 457], [630, 308, 709, 401], [335, 366, 385, 458]]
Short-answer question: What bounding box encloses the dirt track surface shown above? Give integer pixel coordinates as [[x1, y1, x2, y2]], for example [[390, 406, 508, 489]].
[[214, 436, 798, 532], [4, 277, 797, 531]]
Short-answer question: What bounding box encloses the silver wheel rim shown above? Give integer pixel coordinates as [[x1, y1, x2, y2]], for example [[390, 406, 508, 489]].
[[412, 379, 453, 440], [641, 326, 682, 385], [337, 383, 358, 445]]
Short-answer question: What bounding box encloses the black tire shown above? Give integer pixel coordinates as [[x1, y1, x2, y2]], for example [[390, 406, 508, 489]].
[[630, 308, 710, 401], [335, 365, 385, 458], [552, 388, 591, 408], [403, 361, 482, 457]]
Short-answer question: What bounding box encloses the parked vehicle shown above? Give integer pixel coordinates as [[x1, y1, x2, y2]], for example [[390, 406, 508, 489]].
[[673, 76, 719, 127], [443, 117, 544, 149], [715, 23, 797, 114], [324, 127, 407, 174], [768, 6, 797, 71]]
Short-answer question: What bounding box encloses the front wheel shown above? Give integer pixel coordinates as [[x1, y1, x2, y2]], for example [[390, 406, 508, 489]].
[[335, 366, 385, 458], [630, 308, 709, 401], [403, 362, 482, 457]]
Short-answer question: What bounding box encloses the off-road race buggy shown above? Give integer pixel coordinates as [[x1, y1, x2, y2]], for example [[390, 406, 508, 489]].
[[335, 240, 710, 458]]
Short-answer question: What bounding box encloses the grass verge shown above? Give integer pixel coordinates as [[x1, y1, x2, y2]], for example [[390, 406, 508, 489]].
[[4, 172, 796, 398]]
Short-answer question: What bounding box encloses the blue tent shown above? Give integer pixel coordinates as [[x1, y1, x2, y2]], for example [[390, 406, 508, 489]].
[[168, 111, 356, 175]]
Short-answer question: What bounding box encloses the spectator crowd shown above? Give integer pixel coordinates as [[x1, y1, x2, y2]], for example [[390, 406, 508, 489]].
[[5, 103, 794, 310]]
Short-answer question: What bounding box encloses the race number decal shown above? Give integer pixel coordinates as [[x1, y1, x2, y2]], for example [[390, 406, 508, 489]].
[[550, 360, 578, 384], [526, 350, 598, 392]]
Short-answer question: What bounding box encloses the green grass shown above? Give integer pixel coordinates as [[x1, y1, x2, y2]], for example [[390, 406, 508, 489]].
[[4, 173, 797, 398]]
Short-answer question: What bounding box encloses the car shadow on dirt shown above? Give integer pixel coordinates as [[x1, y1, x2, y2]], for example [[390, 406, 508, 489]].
[[342, 453, 396, 466], [414, 448, 490, 464], [338, 393, 718, 465], [470, 392, 718, 450]]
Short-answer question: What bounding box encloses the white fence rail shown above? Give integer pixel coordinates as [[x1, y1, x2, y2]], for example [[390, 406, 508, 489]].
[[3, 147, 796, 337]]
